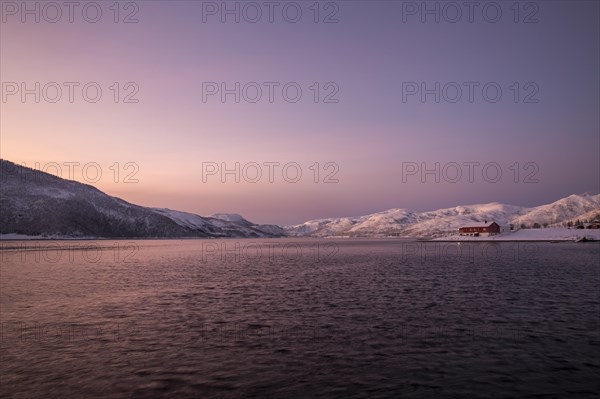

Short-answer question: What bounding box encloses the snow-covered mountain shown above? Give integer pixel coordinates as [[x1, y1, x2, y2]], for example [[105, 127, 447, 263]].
[[0, 160, 282, 238], [153, 208, 285, 237], [512, 194, 600, 228], [208, 213, 285, 236], [2, 159, 597, 240], [285, 194, 600, 238], [210, 213, 250, 225]]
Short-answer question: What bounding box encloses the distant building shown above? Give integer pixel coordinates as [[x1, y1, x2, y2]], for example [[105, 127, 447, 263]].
[[459, 221, 501, 237]]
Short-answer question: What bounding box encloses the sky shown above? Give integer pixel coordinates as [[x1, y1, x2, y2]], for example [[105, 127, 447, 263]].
[[1, 0, 599, 225]]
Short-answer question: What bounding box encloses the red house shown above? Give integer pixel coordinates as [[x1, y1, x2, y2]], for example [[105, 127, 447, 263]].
[[459, 221, 500, 237]]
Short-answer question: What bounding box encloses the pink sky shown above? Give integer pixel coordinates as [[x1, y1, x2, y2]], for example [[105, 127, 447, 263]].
[[1, 1, 598, 224]]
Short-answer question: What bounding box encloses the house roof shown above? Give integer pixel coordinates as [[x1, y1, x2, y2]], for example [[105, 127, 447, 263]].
[[459, 221, 497, 228]]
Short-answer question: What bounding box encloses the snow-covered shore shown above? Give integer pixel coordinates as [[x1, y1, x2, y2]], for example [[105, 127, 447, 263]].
[[433, 228, 600, 242], [0, 233, 101, 240]]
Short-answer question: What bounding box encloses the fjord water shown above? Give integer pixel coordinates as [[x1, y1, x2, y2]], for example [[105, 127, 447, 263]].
[[1, 239, 598, 398]]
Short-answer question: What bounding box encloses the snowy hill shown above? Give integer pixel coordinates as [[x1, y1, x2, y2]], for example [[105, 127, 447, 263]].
[[2, 159, 597, 240], [512, 194, 600, 228], [154, 208, 284, 238], [0, 160, 282, 239], [285, 195, 600, 239], [0, 160, 196, 238], [210, 213, 250, 225]]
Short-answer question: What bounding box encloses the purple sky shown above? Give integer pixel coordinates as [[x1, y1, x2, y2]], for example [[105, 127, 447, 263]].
[[1, 1, 599, 225]]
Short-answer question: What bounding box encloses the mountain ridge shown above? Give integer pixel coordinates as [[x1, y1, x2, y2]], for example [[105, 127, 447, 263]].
[[1, 159, 598, 239], [0, 160, 281, 238], [284, 195, 600, 238]]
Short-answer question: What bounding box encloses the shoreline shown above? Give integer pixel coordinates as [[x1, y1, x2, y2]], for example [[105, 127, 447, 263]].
[[0, 236, 597, 243]]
